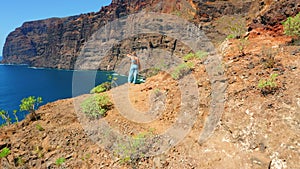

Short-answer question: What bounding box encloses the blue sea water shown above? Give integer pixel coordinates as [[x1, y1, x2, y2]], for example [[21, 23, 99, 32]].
[[0, 61, 126, 124]]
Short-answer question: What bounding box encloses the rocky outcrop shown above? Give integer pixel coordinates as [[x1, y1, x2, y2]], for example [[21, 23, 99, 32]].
[[249, 0, 300, 31]]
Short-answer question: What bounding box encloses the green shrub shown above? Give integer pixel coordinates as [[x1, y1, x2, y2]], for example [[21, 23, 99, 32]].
[[0, 109, 20, 126], [195, 51, 208, 59], [90, 82, 112, 94], [0, 147, 10, 158], [81, 153, 91, 161], [183, 53, 195, 61], [171, 62, 194, 80], [183, 50, 208, 61], [0, 124, 7, 128], [0, 110, 11, 126], [55, 157, 66, 166], [114, 131, 153, 164], [143, 67, 161, 78], [80, 94, 112, 119], [283, 12, 300, 38], [227, 34, 236, 39], [0, 96, 43, 124], [142, 62, 168, 78], [258, 73, 278, 95], [13, 110, 18, 123], [33, 146, 43, 158], [107, 75, 118, 81], [260, 47, 279, 69], [19, 96, 43, 120], [36, 124, 45, 131], [237, 38, 248, 56], [16, 156, 24, 166]]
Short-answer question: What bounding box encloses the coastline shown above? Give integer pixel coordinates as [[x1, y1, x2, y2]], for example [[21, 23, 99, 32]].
[[0, 64, 128, 125]]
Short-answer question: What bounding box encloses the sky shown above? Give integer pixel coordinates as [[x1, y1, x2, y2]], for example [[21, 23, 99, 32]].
[[0, 0, 112, 55]]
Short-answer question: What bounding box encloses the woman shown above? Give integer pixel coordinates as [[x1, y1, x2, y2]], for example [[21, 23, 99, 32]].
[[127, 52, 141, 84]]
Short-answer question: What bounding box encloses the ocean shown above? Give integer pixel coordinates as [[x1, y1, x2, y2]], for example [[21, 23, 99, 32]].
[[0, 59, 126, 124]]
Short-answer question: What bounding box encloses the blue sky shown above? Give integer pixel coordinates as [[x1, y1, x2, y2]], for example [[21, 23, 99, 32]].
[[0, 0, 112, 55]]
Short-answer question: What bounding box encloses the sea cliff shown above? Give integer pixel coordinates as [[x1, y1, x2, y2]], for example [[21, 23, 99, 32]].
[[3, 0, 298, 70]]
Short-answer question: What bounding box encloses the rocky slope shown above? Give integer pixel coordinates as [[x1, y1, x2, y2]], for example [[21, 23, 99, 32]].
[[0, 31, 299, 168], [4, 0, 299, 70]]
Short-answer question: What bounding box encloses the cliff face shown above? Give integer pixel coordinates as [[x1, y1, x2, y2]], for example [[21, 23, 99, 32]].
[[1, 0, 299, 69], [2, 0, 152, 69], [2, 2, 121, 68]]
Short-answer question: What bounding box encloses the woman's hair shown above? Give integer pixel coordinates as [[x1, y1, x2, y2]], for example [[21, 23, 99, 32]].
[[131, 51, 137, 56]]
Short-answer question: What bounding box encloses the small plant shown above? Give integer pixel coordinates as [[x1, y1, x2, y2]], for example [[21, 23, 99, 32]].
[[260, 47, 279, 69], [90, 82, 112, 94], [80, 94, 112, 119], [81, 153, 91, 161], [154, 88, 162, 97], [15, 156, 24, 166], [0, 109, 20, 125], [195, 51, 208, 60], [172, 10, 182, 17], [183, 50, 208, 61], [216, 15, 247, 39], [0, 124, 7, 128], [237, 38, 248, 56], [107, 74, 118, 81], [55, 157, 66, 166], [0, 109, 11, 126], [13, 110, 18, 123], [227, 34, 236, 39], [143, 62, 168, 78], [145, 67, 161, 77], [258, 73, 279, 95], [107, 75, 113, 80], [114, 130, 153, 165], [19, 96, 43, 120], [183, 53, 195, 61], [282, 12, 300, 38], [171, 62, 194, 80], [33, 146, 43, 158], [36, 124, 45, 131], [0, 147, 10, 158]]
